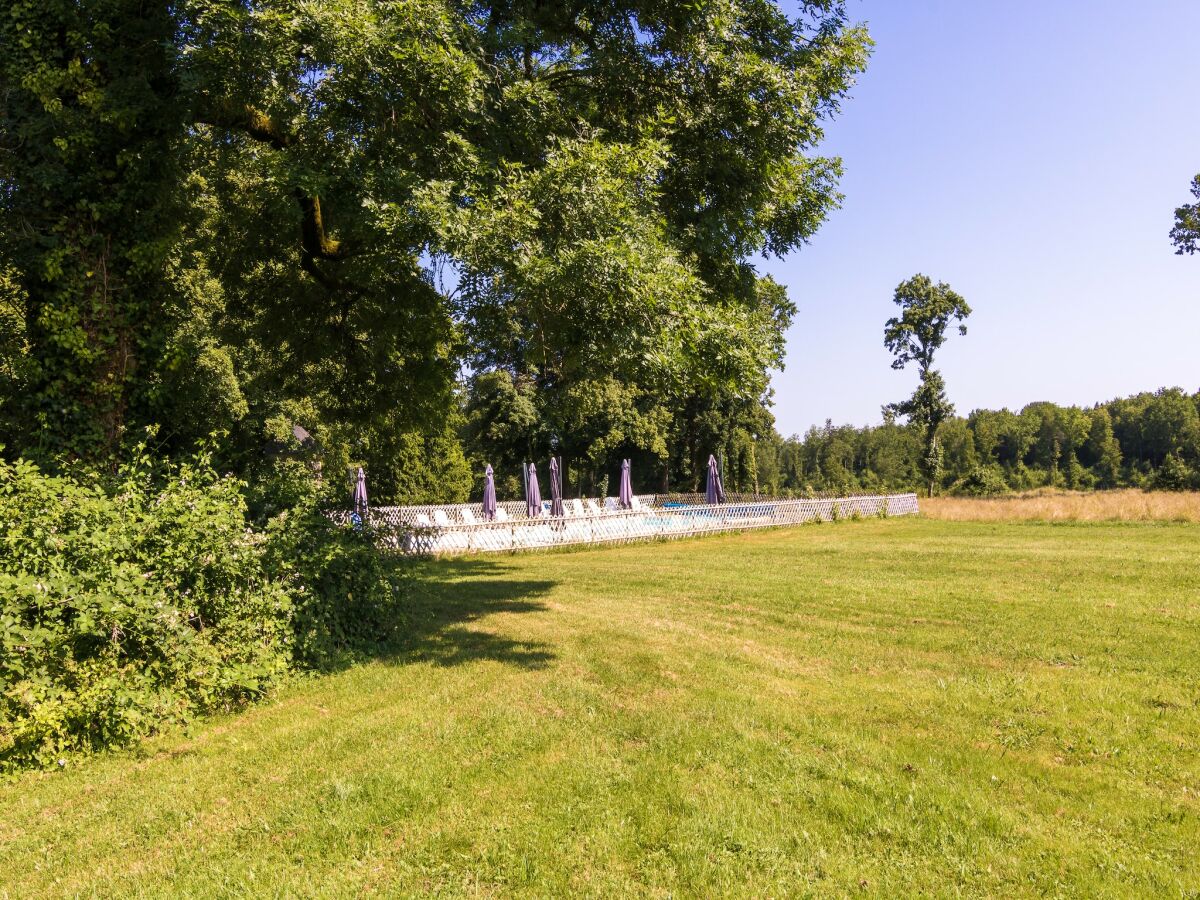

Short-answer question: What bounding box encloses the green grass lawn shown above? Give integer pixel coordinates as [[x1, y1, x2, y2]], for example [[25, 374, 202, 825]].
[[3, 519, 1198, 897]]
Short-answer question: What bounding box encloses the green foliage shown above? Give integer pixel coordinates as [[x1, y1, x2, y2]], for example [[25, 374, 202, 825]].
[[1, 0, 185, 458], [0, 439, 421, 772], [2, 0, 870, 476], [1140, 388, 1200, 466], [461, 371, 544, 489], [364, 425, 473, 507], [1170, 174, 1200, 255], [451, 135, 799, 498], [1081, 407, 1123, 487], [889, 370, 955, 493], [883, 274, 972, 372], [0, 448, 291, 771], [263, 504, 412, 669], [0, 268, 30, 437], [1153, 454, 1196, 491], [891, 369, 955, 437], [952, 465, 1009, 497], [447, 139, 705, 390]]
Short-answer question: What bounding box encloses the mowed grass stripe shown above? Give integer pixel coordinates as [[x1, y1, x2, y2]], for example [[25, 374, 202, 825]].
[[1, 519, 1197, 897]]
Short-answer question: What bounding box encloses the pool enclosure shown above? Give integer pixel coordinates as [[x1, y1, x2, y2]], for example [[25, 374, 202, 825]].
[[344, 491, 920, 555]]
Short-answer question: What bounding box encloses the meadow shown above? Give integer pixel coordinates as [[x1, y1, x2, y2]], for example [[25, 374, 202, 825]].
[[2, 516, 1198, 897], [923, 488, 1200, 523]]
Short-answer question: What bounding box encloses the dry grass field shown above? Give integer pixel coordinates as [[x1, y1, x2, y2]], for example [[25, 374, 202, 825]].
[[922, 488, 1200, 523]]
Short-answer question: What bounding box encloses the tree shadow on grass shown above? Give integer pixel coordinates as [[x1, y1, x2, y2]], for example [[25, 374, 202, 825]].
[[376, 555, 558, 671]]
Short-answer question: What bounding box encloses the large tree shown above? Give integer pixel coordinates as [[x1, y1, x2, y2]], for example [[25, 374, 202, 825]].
[[2, 1, 871, 475], [0, 0, 186, 458], [883, 274, 971, 495]]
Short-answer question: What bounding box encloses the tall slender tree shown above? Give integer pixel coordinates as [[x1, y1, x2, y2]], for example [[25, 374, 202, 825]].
[[883, 274, 971, 495]]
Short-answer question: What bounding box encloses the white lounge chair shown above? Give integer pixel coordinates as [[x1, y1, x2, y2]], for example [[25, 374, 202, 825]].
[[527, 520, 556, 546], [408, 514, 435, 553], [495, 507, 510, 522], [562, 502, 590, 539], [460, 507, 478, 525], [432, 509, 452, 527]]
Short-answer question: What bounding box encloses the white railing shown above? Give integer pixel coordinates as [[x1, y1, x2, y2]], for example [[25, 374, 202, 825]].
[[336, 493, 919, 556]]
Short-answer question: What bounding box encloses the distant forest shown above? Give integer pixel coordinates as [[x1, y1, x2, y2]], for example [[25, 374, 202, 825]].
[[370, 384, 1200, 504], [751, 387, 1200, 497]]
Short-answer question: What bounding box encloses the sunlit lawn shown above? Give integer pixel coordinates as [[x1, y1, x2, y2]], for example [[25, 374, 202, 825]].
[[2, 518, 1198, 897]]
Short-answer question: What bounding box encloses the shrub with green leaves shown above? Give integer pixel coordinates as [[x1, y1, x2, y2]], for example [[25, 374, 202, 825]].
[[264, 502, 412, 669], [952, 465, 1010, 497], [0, 451, 292, 772], [1153, 453, 1196, 491]]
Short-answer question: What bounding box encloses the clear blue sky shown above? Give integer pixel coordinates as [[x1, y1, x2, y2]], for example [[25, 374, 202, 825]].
[[764, 0, 1200, 438]]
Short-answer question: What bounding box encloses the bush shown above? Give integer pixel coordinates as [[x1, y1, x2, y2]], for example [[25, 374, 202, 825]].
[[952, 465, 1009, 497], [0, 440, 421, 772], [1065, 459, 1097, 491], [0, 450, 293, 771], [264, 502, 412, 669], [1153, 453, 1196, 491]]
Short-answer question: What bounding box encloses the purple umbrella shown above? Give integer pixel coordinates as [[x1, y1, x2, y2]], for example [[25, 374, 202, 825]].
[[526, 462, 542, 517], [352, 467, 369, 524], [706, 454, 725, 504], [482, 464, 497, 521], [549, 457, 565, 517], [618, 458, 632, 509]]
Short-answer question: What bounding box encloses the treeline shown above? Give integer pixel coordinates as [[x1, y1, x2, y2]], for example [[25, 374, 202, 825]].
[[347, 385, 1200, 505], [760, 388, 1200, 497]]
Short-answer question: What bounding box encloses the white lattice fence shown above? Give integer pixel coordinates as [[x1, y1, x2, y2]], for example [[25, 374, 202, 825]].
[[344, 496, 658, 531], [336, 493, 919, 556]]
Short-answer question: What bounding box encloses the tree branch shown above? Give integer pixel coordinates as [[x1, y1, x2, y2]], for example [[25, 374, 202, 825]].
[[197, 99, 292, 150], [295, 193, 350, 260], [197, 100, 354, 263]]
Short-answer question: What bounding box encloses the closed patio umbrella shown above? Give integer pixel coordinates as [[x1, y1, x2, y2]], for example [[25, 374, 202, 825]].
[[482, 464, 497, 521], [618, 458, 632, 509], [526, 462, 542, 517], [352, 467, 369, 525], [549, 457, 565, 517], [706, 454, 725, 504]]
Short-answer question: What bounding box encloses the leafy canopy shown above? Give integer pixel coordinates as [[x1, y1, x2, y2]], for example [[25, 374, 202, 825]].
[[883, 274, 972, 374], [2, 0, 871, 476], [1170, 174, 1200, 255]]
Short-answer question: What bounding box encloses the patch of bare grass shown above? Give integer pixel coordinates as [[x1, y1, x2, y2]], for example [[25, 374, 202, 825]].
[[923, 489, 1200, 523]]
